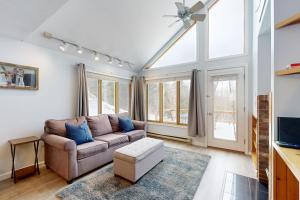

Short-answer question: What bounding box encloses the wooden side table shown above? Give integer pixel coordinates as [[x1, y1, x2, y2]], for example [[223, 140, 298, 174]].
[[8, 136, 40, 183]]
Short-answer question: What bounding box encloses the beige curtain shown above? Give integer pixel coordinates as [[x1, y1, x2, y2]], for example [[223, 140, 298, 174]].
[[76, 63, 89, 117], [130, 76, 145, 121], [188, 69, 205, 137]]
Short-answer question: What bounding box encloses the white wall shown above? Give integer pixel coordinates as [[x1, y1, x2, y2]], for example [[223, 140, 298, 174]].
[[252, 0, 272, 117], [0, 36, 134, 180], [273, 0, 300, 139]]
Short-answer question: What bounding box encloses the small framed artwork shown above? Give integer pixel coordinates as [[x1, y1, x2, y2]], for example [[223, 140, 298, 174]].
[[0, 62, 39, 90]]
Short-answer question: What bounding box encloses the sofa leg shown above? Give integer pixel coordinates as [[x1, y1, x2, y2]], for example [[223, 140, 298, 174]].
[[67, 179, 73, 184], [46, 165, 50, 169]]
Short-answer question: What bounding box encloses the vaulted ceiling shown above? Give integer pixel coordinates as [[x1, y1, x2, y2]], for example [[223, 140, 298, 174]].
[[0, 0, 205, 71]]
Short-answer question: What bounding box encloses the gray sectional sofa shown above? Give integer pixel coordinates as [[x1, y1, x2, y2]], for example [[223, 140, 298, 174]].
[[41, 113, 147, 183]]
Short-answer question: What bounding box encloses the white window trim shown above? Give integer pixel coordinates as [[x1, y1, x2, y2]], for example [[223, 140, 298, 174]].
[[205, 0, 249, 61]]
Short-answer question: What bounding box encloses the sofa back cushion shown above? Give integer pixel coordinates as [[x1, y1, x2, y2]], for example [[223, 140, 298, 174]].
[[86, 115, 113, 137], [45, 117, 86, 137], [108, 113, 130, 132]]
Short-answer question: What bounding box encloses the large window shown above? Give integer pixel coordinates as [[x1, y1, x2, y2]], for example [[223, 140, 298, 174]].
[[119, 82, 130, 113], [147, 83, 160, 121], [102, 80, 115, 114], [179, 80, 191, 124], [87, 77, 131, 115], [208, 0, 245, 59], [151, 25, 197, 68], [163, 81, 177, 123], [147, 79, 190, 125], [87, 78, 99, 116]]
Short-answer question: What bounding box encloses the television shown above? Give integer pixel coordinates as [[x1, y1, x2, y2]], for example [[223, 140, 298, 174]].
[[277, 117, 300, 149]]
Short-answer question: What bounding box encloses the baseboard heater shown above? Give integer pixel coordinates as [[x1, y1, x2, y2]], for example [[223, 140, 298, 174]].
[[147, 132, 192, 143]]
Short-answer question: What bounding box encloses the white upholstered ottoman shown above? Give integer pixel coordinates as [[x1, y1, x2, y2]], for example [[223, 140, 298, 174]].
[[113, 137, 164, 182]]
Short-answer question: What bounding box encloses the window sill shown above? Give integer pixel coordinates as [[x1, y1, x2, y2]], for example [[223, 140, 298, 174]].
[[147, 122, 187, 129]]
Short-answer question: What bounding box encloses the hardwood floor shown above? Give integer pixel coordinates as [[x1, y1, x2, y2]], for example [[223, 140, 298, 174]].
[[0, 139, 256, 200]]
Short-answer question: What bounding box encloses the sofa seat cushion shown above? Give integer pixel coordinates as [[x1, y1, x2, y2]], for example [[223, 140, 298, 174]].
[[117, 130, 145, 142], [86, 115, 113, 137], [94, 133, 129, 147], [77, 140, 108, 160]]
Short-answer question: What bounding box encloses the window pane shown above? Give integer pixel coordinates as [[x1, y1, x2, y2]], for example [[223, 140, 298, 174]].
[[213, 75, 237, 141], [147, 83, 159, 121], [180, 80, 190, 124], [209, 0, 244, 59], [87, 78, 99, 116], [152, 25, 197, 68], [119, 82, 130, 113], [163, 81, 176, 123], [102, 80, 115, 114]]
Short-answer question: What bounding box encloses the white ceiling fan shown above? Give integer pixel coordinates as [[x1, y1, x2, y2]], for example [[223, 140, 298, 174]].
[[164, 0, 206, 28]]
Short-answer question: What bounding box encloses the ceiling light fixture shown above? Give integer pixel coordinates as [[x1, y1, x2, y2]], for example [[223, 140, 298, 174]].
[[94, 52, 100, 61], [107, 56, 113, 64], [59, 42, 68, 52], [43, 32, 134, 68], [118, 60, 123, 67], [77, 46, 83, 54]]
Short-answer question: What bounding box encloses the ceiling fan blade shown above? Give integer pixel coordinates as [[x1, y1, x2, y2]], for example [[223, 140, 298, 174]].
[[163, 15, 178, 18], [175, 2, 185, 14], [190, 1, 204, 13], [191, 14, 206, 21], [168, 19, 181, 27]]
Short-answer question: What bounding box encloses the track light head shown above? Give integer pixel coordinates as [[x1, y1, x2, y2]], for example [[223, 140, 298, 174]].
[[77, 46, 83, 54], [118, 60, 123, 67], [107, 56, 113, 64], [59, 42, 68, 52], [94, 52, 100, 61]]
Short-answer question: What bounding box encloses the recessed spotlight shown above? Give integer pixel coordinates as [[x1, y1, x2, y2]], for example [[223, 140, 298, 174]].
[[59, 42, 68, 52], [77, 46, 83, 54]]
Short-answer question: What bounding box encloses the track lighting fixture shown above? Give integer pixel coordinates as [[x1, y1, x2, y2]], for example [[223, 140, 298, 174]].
[[44, 32, 134, 68], [59, 42, 68, 52]]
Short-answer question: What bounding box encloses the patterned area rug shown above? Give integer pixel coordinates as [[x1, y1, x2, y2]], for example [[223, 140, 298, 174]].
[[57, 147, 211, 200]]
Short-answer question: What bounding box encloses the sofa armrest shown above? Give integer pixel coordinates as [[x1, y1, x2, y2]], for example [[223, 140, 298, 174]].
[[41, 133, 76, 151], [132, 120, 147, 131], [41, 133, 78, 182]]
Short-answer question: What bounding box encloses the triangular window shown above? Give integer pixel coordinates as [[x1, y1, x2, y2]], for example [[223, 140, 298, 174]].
[[151, 25, 197, 68]]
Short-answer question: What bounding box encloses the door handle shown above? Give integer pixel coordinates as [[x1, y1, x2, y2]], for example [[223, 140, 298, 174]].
[[207, 112, 213, 116]]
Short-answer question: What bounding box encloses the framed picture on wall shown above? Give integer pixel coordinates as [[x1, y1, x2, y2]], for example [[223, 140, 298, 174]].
[[0, 62, 39, 90]]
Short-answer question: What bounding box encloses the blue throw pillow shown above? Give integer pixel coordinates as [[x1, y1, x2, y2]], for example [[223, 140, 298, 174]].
[[65, 121, 94, 145], [118, 116, 135, 132]]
